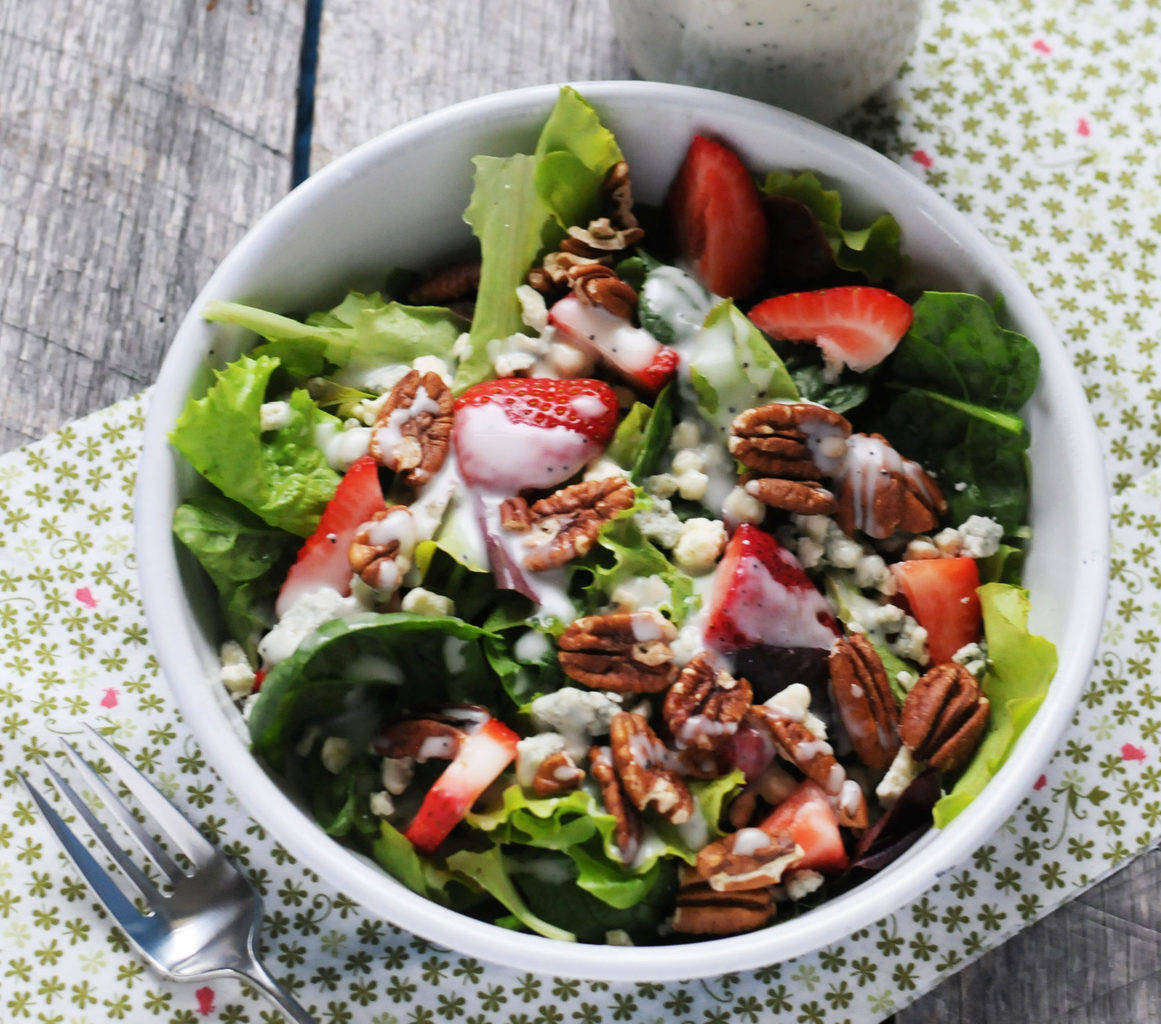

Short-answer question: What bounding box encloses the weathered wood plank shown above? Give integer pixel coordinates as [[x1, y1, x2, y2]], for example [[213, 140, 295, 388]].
[[0, 0, 303, 451], [310, 0, 631, 171]]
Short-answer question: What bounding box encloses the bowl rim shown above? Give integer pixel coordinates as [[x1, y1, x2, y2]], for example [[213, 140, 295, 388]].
[[135, 79, 1109, 981]]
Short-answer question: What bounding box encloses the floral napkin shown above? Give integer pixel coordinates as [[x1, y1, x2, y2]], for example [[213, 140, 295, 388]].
[[2, 0, 1159, 1021]]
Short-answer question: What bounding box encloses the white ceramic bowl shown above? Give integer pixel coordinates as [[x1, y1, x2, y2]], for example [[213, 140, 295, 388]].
[[136, 81, 1108, 982]]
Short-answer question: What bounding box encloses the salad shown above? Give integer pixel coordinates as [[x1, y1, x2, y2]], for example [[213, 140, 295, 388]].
[[172, 87, 1057, 944]]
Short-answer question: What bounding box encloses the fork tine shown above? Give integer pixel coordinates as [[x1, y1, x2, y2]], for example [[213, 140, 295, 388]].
[[59, 740, 184, 882], [83, 724, 216, 866], [19, 771, 149, 930], [39, 760, 165, 906]]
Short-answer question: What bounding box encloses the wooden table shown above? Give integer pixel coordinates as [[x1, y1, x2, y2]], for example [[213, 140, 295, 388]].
[[2, 2, 1157, 1019]]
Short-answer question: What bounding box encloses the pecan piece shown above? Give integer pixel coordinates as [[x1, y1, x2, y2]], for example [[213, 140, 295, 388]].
[[510, 477, 636, 571], [746, 704, 841, 793], [348, 506, 416, 591], [663, 653, 752, 751], [741, 474, 838, 515], [729, 403, 851, 478], [562, 216, 645, 255], [833, 433, 946, 539], [828, 635, 901, 771], [672, 866, 777, 935], [368, 369, 453, 486], [696, 828, 803, 891], [531, 750, 584, 797], [371, 718, 464, 761], [406, 259, 481, 304], [590, 744, 641, 863], [558, 611, 678, 693], [499, 496, 532, 532], [609, 713, 694, 825], [603, 161, 639, 230], [900, 663, 990, 771], [568, 263, 638, 319]]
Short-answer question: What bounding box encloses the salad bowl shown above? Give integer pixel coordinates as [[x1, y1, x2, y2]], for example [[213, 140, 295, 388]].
[[135, 81, 1108, 981]]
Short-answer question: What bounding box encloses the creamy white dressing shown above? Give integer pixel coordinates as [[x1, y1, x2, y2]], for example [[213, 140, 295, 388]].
[[314, 422, 373, 471], [514, 629, 551, 663], [640, 264, 716, 346], [550, 295, 664, 373]]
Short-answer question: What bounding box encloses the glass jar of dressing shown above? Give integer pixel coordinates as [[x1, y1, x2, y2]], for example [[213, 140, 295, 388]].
[[609, 0, 923, 123]]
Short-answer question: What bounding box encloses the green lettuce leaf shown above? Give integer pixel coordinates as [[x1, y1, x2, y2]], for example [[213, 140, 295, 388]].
[[372, 820, 457, 899], [170, 355, 341, 536], [171, 492, 296, 657], [606, 384, 676, 482], [247, 613, 496, 768], [683, 300, 799, 441], [933, 584, 1058, 826], [762, 171, 904, 283], [305, 378, 375, 419]]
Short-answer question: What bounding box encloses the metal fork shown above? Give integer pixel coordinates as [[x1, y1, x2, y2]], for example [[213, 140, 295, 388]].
[[19, 725, 315, 1024]]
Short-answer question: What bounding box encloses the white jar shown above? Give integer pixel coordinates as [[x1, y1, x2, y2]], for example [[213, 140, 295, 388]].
[[609, 0, 924, 123]]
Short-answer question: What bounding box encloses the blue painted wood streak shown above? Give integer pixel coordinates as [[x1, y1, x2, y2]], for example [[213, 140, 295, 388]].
[[292, 0, 324, 186]]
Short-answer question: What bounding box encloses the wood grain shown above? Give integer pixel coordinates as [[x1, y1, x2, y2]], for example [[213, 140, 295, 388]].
[[0, 0, 302, 451]]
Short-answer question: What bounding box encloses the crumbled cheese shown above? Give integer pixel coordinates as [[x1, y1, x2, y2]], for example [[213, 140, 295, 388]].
[[670, 447, 709, 501], [529, 687, 622, 759], [767, 684, 828, 740], [381, 757, 414, 795], [258, 584, 372, 665], [516, 284, 549, 332], [854, 552, 894, 594], [795, 535, 825, 569], [794, 515, 831, 544], [933, 527, 963, 557], [219, 641, 255, 699], [672, 518, 727, 574], [543, 339, 593, 378], [259, 400, 293, 432], [952, 640, 988, 677], [784, 869, 824, 902], [888, 617, 929, 666], [452, 332, 473, 360], [412, 355, 452, 383], [671, 449, 705, 475], [790, 514, 895, 595], [583, 456, 630, 482], [722, 485, 765, 525], [958, 515, 1004, 559], [635, 497, 683, 549], [610, 573, 671, 612], [353, 391, 391, 426], [369, 791, 395, 818], [320, 737, 352, 775], [401, 587, 455, 617], [314, 422, 373, 471], [670, 420, 701, 450], [339, 362, 410, 394], [494, 350, 537, 377], [824, 533, 863, 570], [605, 930, 634, 946], [903, 537, 940, 561], [875, 746, 922, 807], [896, 669, 918, 692], [644, 473, 679, 499], [515, 733, 567, 789]]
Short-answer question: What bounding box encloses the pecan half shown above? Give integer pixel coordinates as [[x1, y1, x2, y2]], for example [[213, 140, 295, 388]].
[[741, 474, 837, 515], [833, 433, 946, 540], [590, 744, 641, 863], [746, 704, 841, 793], [609, 713, 694, 825], [558, 611, 678, 693], [696, 828, 803, 891], [371, 719, 464, 761], [828, 635, 901, 771], [663, 653, 752, 751], [672, 866, 777, 935], [348, 506, 416, 591], [603, 161, 639, 230], [729, 403, 851, 478], [406, 259, 481, 305], [369, 369, 452, 486], [531, 750, 584, 797], [568, 263, 638, 319], [900, 663, 990, 771], [510, 477, 636, 571]]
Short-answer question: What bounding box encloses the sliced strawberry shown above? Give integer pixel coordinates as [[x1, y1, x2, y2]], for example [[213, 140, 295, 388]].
[[705, 524, 839, 654], [404, 717, 519, 853], [664, 135, 768, 299], [452, 376, 619, 491], [547, 296, 679, 395], [251, 668, 266, 694], [759, 780, 848, 873], [891, 557, 981, 665], [749, 286, 913, 372], [274, 455, 385, 617]]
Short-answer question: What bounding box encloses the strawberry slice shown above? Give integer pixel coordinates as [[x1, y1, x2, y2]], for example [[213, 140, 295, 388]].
[[705, 524, 839, 653], [274, 455, 385, 617], [749, 286, 913, 372], [891, 557, 981, 665], [664, 135, 768, 299], [404, 717, 519, 853], [547, 296, 679, 395], [759, 780, 848, 873], [452, 377, 619, 491]]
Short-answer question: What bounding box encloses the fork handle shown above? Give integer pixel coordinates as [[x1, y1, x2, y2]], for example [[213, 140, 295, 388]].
[[237, 956, 317, 1024]]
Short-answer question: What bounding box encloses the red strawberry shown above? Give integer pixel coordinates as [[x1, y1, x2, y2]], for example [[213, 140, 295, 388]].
[[759, 781, 848, 873], [725, 724, 776, 782], [705, 524, 839, 653], [891, 556, 981, 665], [749, 286, 913, 372], [274, 455, 385, 617], [452, 377, 619, 491], [404, 717, 519, 853], [547, 296, 679, 395], [664, 135, 768, 299]]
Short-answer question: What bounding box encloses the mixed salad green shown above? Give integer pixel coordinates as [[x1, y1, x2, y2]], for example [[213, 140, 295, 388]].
[[172, 87, 1057, 944]]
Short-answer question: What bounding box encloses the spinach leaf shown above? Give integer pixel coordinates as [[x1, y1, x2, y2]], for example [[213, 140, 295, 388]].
[[606, 385, 676, 482]]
